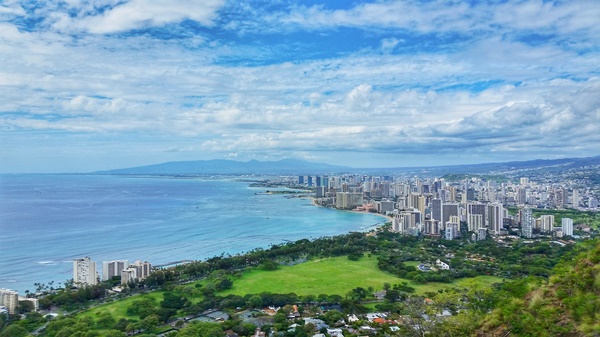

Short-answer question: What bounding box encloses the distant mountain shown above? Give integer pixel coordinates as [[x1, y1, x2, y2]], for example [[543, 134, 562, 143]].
[[354, 155, 600, 176], [94, 159, 351, 175], [95, 155, 600, 176]]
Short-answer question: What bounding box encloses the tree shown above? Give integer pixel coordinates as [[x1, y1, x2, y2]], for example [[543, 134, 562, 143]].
[[246, 295, 263, 309], [175, 321, 223, 337], [161, 292, 190, 310], [96, 312, 116, 329], [0, 325, 29, 337], [261, 260, 279, 270], [322, 310, 344, 325], [140, 314, 159, 332], [104, 330, 127, 337]]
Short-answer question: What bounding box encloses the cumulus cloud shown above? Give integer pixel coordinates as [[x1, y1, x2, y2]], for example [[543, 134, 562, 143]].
[[50, 0, 225, 34], [1, 1, 599, 171]]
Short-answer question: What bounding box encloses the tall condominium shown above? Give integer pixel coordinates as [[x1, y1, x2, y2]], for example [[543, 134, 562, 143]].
[[442, 203, 460, 228], [132, 260, 152, 279], [467, 203, 486, 231], [539, 215, 555, 232], [102, 260, 129, 281], [121, 260, 152, 285], [562, 218, 573, 237], [430, 199, 442, 222], [0, 288, 19, 314], [73, 257, 97, 286], [487, 203, 504, 235], [521, 207, 533, 238]]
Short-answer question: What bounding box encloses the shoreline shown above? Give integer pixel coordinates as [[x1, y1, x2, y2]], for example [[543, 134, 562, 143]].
[[310, 198, 391, 225], [1, 179, 386, 296]]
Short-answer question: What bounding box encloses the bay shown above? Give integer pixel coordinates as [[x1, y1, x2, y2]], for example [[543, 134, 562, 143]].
[[0, 174, 384, 294]]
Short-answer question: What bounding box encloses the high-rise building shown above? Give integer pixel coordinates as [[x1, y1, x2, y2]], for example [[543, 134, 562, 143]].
[[517, 188, 527, 204], [487, 203, 504, 235], [539, 215, 555, 232], [73, 257, 97, 286], [555, 188, 567, 208], [430, 199, 442, 222], [393, 211, 421, 235], [0, 288, 18, 314], [572, 189, 579, 207], [589, 197, 598, 209], [466, 189, 475, 201], [562, 218, 573, 237], [445, 221, 459, 240], [132, 260, 152, 279], [298, 176, 305, 185], [521, 207, 533, 238], [121, 268, 137, 285], [442, 203, 460, 228], [468, 214, 484, 232], [424, 220, 441, 236], [467, 203, 486, 229], [335, 192, 363, 209], [307, 176, 313, 187], [102, 260, 129, 281]]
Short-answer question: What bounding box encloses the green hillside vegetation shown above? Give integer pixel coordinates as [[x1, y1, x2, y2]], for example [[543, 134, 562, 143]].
[[477, 239, 600, 336]]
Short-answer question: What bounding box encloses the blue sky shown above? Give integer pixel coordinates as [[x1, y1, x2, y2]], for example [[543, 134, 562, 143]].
[[1, 0, 599, 172]]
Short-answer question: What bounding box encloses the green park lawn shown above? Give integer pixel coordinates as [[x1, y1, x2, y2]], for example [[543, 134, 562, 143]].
[[75, 256, 503, 322], [80, 291, 165, 320], [222, 255, 503, 297]]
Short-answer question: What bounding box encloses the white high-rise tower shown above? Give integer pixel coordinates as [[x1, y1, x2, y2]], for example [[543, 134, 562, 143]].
[[73, 257, 97, 286]]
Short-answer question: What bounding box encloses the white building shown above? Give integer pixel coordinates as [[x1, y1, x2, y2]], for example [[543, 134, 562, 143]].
[[0, 288, 18, 314], [121, 260, 152, 285], [435, 259, 450, 270], [121, 267, 137, 285], [131, 260, 152, 279], [539, 215, 555, 232], [562, 218, 573, 237], [521, 208, 533, 238], [73, 257, 97, 286], [487, 203, 504, 235], [102, 260, 129, 281], [467, 213, 484, 232]]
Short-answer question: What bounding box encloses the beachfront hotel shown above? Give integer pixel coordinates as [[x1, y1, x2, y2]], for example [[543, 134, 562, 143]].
[[73, 257, 98, 286], [0, 288, 18, 314]]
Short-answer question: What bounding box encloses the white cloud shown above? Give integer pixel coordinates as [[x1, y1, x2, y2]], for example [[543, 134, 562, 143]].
[[1, 1, 599, 171], [50, 0, 226, 34]]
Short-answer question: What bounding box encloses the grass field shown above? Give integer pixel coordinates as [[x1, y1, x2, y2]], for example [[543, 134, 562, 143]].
[[75, 256, 504, 322], [80, 291, 165, 320], [222, 256, 503, 297]]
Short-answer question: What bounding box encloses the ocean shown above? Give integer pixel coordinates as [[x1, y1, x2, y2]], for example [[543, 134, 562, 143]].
[[0, 174, 384, 294]]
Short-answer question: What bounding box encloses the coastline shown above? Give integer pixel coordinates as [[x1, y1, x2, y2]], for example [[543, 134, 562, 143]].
[[309, 198, 391, 225], [0, 176, 386, 295]]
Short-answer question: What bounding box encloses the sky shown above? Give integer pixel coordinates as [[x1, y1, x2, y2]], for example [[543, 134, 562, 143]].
[[1, 0, 599, 173]]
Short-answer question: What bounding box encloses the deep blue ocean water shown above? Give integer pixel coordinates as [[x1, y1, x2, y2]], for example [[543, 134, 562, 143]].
[[0, 174, 384, 294]]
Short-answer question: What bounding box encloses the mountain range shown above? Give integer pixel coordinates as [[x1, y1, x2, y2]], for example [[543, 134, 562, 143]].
[[94, 155, 600, 176]]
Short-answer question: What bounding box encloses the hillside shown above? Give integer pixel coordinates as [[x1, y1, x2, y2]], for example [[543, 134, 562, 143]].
[[477, 239, 600, 336]]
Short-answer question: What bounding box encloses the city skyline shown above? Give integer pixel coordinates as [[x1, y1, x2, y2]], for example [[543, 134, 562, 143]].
[[1, 0, 600, 173]]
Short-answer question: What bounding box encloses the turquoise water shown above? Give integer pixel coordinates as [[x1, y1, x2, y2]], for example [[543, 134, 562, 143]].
[[0, 174, 384, 294]]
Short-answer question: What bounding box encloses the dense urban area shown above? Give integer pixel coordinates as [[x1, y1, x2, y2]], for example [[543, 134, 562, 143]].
[[2, 161, 600, 337]]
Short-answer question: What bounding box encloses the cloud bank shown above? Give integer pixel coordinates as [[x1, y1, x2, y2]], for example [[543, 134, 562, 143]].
[[1, 0, 599, 172]]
